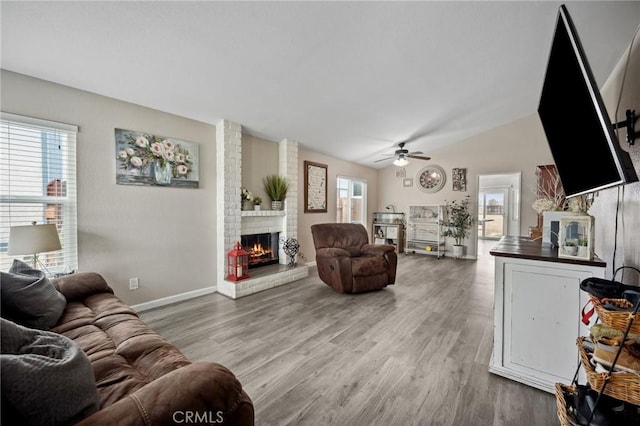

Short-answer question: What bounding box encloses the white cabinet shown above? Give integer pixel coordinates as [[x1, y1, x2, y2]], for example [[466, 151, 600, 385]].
[[405, 205, 445, 257], [490, 237, 605, 393]]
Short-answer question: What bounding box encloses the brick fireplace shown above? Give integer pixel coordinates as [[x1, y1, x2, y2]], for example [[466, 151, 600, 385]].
[[215, 120, 308, 299]]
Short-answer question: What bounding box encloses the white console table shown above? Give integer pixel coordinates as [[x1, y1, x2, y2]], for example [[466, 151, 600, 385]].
[[489, 236, 605, 393]]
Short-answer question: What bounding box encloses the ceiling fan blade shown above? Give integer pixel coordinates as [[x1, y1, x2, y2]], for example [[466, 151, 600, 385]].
[[407, 154, 431, 161], [408, 151, 424, 155], [374, 157, 394, 163]]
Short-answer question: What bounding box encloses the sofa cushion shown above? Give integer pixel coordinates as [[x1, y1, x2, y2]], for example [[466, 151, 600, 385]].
[[0, 260, 66, 329], [52, 291, 191, 409], [0, 317, 99, 425]]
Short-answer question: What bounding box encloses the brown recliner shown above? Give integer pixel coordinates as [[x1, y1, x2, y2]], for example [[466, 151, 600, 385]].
[[311, 223, 397, 294]]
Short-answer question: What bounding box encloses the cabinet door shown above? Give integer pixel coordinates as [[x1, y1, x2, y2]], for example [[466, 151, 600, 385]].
[[503, 263, 584, 386]]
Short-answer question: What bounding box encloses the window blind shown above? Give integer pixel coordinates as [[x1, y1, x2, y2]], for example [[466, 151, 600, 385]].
[[0, 112, 78, 273]]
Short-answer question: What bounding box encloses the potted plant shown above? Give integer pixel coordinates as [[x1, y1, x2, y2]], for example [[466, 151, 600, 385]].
[[562, 240, 578, 256], [253, 196, 262, 211], [441, 196, 475, 259], [263, 175, 289, 210]]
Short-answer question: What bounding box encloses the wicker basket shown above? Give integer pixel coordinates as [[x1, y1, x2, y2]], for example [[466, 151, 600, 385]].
[[577, 336, 640, 405], [555, 382, 578, 426], [591, 297, 640, 334]]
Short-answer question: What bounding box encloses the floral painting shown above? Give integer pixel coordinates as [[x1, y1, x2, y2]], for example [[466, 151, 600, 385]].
[[115, 128, 199, 188]]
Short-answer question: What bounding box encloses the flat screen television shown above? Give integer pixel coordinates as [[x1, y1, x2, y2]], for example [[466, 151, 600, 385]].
[[538, 5, 638, 198]]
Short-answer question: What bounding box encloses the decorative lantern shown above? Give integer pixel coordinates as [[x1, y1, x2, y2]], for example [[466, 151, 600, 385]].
[[227, 242, 249, 281]]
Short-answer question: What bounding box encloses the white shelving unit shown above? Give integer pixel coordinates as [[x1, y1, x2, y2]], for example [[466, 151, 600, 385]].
[[372, 223, 404, 253], [405, 205, 445, 258]]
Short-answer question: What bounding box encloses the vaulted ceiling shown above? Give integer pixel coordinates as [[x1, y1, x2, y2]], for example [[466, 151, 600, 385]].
[[2, 1, 639, 167]]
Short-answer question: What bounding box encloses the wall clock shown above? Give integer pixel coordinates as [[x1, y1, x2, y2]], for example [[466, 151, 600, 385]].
[[417, 165, 446, 193]]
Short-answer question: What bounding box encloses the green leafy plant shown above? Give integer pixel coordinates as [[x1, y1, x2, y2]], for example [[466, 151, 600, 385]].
[[253, 196, 263, 206], [440, 196, 475, 246], [263, 175, 290, 201]]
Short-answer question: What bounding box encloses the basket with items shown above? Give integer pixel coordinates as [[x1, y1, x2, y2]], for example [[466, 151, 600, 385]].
[[554, 266, 640, 425]]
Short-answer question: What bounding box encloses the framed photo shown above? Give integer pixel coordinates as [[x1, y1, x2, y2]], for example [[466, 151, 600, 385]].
[[403, 178, 413, 187], [558, 214, 594, 260], [304, 161, 327, 213], [115, 128, 199, 188]]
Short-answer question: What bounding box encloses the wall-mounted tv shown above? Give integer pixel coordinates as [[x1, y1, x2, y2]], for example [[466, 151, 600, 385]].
[[538, 5, 638, 198]]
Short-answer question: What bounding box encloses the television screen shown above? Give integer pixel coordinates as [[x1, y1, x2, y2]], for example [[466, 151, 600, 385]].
[[538, 5, 638, 198]]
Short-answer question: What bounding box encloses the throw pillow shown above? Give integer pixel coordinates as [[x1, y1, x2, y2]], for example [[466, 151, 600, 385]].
[[0, 259, 66, 329], [0, 318, 99, 425]]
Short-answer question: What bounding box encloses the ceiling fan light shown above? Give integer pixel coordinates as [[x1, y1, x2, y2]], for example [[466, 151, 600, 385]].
[[393, 157, 409, 167]]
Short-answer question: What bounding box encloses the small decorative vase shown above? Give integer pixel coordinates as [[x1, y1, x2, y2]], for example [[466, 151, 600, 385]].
[[254, 205, 261, 211], [271, 201, 283, 211], [242, 200, 253, 211], [153, 162, 172, 185]]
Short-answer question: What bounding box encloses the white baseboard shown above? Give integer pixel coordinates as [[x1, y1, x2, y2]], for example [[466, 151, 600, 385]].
[[131, 286, 217, 313], [305, 261, 317, 267]]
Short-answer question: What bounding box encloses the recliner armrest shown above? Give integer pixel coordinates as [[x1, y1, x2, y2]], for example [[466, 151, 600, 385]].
[[75, 363, 254, 426], [315, 247, 351, 258], [52, 272, 114, 301], [361, 244, 396, 255]]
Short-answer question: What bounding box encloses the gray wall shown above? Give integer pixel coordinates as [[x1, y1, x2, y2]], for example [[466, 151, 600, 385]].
[[592, 35, 640, 283], [1, 70, 218, 304], [241, 133, 279, 206]]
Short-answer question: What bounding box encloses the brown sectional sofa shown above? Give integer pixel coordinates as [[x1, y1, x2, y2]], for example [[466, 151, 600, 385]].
[[51, 272, 254, 425]]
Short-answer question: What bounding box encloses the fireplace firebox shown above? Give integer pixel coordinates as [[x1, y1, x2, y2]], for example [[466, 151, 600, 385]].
[[240, 232, 279, 269]]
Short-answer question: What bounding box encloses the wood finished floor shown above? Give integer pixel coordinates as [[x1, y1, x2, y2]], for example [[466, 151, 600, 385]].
[[140, 241, 557, 425]]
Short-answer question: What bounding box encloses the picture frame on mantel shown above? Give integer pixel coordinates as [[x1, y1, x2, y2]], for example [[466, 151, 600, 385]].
[[304, 161, 327, 213]]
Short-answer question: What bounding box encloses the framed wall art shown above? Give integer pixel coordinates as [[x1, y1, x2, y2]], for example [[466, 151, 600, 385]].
[[115, 128, 199, 188], [452, 168, 467, 191], [304, 161, 327, 213]]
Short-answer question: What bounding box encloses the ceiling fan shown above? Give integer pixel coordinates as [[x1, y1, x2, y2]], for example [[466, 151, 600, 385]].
[[374, 142, 431, 167]]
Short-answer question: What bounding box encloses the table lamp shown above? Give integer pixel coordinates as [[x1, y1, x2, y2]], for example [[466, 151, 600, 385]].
[[8, 222, 62, 269]]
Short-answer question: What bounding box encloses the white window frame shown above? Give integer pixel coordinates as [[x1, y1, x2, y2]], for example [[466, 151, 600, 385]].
[[1, 112, 78, 274]]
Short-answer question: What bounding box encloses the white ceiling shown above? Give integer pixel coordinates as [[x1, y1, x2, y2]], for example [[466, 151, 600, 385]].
[[2, 1, 639, 167]]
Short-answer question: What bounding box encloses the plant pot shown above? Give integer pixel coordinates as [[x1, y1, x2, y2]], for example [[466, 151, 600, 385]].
[[254, 205, 261, 211], [271, 201, 283, 211], [452, 245, 464, 259], [242, 200, 253, 211], [563, 245, 578, 256]]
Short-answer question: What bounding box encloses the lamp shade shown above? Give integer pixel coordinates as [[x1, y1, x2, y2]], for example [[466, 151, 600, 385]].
[[8, 223, 62, 255]]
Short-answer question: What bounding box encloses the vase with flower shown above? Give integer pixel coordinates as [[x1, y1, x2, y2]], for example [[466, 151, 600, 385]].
[[241, 187, 254, 211]]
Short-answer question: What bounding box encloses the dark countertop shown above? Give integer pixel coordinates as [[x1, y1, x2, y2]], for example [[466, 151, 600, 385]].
[[489, 236, 606, 268]]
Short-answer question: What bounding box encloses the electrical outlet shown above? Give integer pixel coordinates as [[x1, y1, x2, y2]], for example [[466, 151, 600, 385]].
[[129, 277, 139, 291]]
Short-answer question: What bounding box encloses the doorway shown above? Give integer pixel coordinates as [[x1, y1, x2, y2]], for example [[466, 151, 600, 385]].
[[476, 173, 521, 241], [478, 189, 508, 239]]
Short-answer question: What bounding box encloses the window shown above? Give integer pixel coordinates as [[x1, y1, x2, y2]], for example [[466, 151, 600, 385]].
[[336, 176, 366, 224], [1, 113, 78, 273]]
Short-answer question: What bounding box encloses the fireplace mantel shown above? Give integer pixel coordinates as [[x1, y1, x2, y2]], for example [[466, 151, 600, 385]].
[[241, 210, 286, 217]]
